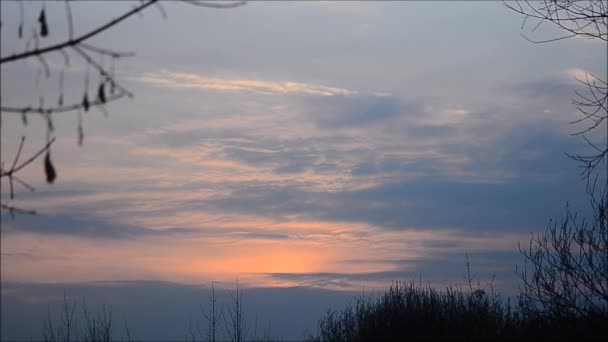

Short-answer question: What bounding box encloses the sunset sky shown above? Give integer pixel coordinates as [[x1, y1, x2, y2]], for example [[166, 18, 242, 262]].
[[1, 1, 606, 340]]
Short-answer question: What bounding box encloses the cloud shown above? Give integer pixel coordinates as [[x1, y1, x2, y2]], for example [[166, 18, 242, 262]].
[[217, 145, 320, 174], [303, 94, 411, 128], [264, 249, 524, 290], [89, 95, 590, 237], [187, 168, 584, 234], [0, 212, 199, 239], [134, 70, 359, 96], [563, 67, 593, 81], [232, 231, 292, 240], [265, 271, 417, 289], [501, 69, 601, 102]]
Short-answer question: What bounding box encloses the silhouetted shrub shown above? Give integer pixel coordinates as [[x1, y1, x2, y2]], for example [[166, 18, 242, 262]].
[[310, 281, 607, 342]]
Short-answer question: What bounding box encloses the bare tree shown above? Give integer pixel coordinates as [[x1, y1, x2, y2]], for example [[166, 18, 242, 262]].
[[0, 0, 245, 215], [504, 0, 607, 181], [516, 182, 608, 317], [81, 303, 113, 342], [188, 281, 225, 342], [42, 296, 132, 342], [568, 73, 608, 180], [224, 280, 247, 342], [202, 281, 224, 342], [504, 0, 607, 43], [43, 295, 77, 342], [505, 0, 608, 318]]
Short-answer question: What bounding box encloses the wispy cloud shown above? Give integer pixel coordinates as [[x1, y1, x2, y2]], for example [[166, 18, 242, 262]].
[[261, 249, 524, 291], [2, 0, 603, 296], [563, 67, 594, 81], [133, 70, 359, 96]]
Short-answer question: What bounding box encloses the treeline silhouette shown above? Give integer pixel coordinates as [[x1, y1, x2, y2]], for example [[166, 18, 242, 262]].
[[308, 186, 608, 341], [39, 256, 607, 342], [38, 275, 607, 342], [307, 281, 606, 342]]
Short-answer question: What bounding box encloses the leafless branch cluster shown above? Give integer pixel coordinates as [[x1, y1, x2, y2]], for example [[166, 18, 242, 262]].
[[504, 0, 607, 43], [188, 281, 225, 342], [504, 0, 608, 182], [0, 136, 56, 216], [516, 180, 608, 317], [187, 281, 272, 342], [504, 0, 608, 319], [567, 72, 608, 180], [42, 295, 135, 342], [225, 280, 247, 342], [0, 0, 245, 215], [203, 281, 224, 342]]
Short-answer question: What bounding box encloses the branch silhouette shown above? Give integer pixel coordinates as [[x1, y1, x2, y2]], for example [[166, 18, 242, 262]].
[[0, 0, 246, 215], [504, 0, 607, 182]]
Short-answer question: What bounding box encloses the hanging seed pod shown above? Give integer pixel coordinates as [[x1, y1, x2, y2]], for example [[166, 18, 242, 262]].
[[82, 92, 90, 112], [77, 109, 84, 146], [47, 114, 54, 132], [97, 83, 106, 104], [47, 116, 54, 132], [58, 71, 64, 106], [44, 151, 57, 184], [18, 1, 24, 39], [78, 125, 84, 146], [38, 8, 48, 37]]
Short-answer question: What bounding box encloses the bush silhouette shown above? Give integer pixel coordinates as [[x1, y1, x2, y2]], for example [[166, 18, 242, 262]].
[[310, 279, 607, 342]]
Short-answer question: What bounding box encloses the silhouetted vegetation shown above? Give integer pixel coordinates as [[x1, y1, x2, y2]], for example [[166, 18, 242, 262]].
[[42, 295, 135, 342], [308, 279, 606, 342], [42, 281, 275, 342], [187, 281, 273, 342], [310, 182, 607, 341]]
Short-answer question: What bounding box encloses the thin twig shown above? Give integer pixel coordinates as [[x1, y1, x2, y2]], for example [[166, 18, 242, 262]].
[[0, 0, 159, 64]]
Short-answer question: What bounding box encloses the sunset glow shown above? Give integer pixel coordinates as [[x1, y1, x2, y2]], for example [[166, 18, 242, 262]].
[[1, 1, 606, 340]]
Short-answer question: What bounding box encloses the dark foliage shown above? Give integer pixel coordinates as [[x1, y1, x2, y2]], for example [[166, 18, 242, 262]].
[[310, 281, 607, 342]]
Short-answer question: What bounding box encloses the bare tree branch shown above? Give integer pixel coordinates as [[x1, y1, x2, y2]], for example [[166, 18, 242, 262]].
[[1, 0, 246, 214], [0, 0, 159, 64]]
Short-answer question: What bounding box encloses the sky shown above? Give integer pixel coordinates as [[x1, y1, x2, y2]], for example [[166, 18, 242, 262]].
[[1, 1, 607, 340]]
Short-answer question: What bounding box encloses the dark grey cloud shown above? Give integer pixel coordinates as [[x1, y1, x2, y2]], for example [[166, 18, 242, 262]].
[[404, 124, 459, 139], [447, 123, 583, 177], [341, 258, 420, 266], [0, 210, 302, 242], [217, 145, 320, 174], [502, 76, 577, 100], [351, 157, 403, 176], [420, 239, 462, 249], [140, 126, 365, 176], [266, 271, 416, 288], [0, 252, 39, 260], [302, 94, 423, 129], [266, 250, 524, 290], [233, 231, 291, 240], [191, 167, 588, 233], [0, 212, 198, 239], [330, 178, 587, 231]]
